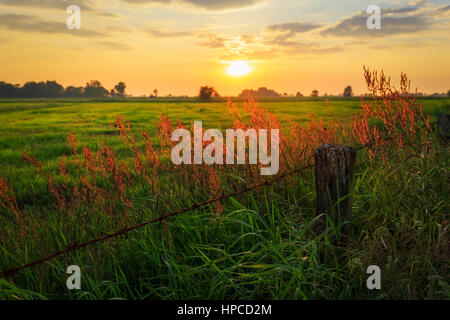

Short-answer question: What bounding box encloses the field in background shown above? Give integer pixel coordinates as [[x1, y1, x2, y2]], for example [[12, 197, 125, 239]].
[[1, 97, 448, 200], [0, 98, 368, 204]]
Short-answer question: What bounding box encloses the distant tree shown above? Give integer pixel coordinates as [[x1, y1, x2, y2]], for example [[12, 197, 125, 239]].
[[45, 81, 64, 97], [153, 89, 158, 97], [296, 91, 303, 97], [311, 90, 319, 97], [238, 87, 280, 98], [20, 81, 64, 97], [84, 80, 109, 98], [21, 82, 43, 97], [64, 86, 84, 97], [343, 85, 353, 97], [0, 81, 21, 97], [114, 82, 126, 97], [199, 86, 217, 101], [447, 89, 450, 97]]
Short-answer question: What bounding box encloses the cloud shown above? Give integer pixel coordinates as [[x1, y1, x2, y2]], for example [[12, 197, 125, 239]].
[[0, 13, 133, 51], [145, 27, 227, 48], [383, 5, 421, 15], [319, 1, 450, 38], [435, 4, 450, 14], [0, 14, 103, 37], [0, 0, 95, 11], [262, 21, 336, 56], [122, 0, 264, 11], [146, 28, 194, 38], [265, 22, 321, 35], [263, 35, 341, 56], [321, 1, 437, 39], [96, 12, 120, 18], [0, 0, 117, 17], [144, 24, 339, 60], [141, 1, 448, 60], [196, 32, 229, 48]]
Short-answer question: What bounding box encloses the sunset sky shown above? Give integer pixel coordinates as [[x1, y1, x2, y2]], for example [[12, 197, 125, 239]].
[[0, 0, 449, 96]]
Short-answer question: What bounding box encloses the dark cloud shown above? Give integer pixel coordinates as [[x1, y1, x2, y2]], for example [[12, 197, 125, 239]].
[[0, 0, 117, 18], [383, 6, 421, 15], [122, 0, 263, 11], [141, 1, 447, 60], [435, 4, 450, 13], [319, 1, 450, 38], [322, 12, 430, 38], [0, 14, 103, 37], [0, 0, 95, 11], [261, 21, 336, 55]]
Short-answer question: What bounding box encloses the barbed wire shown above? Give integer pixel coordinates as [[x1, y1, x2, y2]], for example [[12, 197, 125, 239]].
[[0, 121, 439, 279], [0, 163, 315, 278]]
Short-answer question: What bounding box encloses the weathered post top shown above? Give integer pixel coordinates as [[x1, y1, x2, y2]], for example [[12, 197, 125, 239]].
[[315, 143, 356, 233], [437, 114, 449, 143]]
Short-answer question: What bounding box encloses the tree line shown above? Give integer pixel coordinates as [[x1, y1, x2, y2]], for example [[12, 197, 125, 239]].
[[0, 81, 356, 99], [0, 80, 127, 98], [200, 85, 356, 100], [3, 81, 446, 99]]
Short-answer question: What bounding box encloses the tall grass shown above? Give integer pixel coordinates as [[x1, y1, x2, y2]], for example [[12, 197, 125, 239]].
[[0, 70, 448, 299]]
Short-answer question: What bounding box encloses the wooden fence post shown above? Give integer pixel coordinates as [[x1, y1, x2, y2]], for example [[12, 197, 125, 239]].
[[437, 114, 449, 143], [315, 144, 356, 233]]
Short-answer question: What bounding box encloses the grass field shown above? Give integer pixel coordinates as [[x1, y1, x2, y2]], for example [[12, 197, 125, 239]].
[[0, 98, 367, 204], [1, 97, 448, 203], [0, 97, 448, 300]]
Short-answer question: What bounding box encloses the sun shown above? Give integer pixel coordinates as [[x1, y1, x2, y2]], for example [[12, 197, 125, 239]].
[[226, 61, 252, 77]]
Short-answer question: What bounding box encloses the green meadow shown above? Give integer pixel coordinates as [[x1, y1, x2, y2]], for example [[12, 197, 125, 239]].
[[0, 98, 368, 203], [0, 97, 448, 300], [1, 97, 447, 200]]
